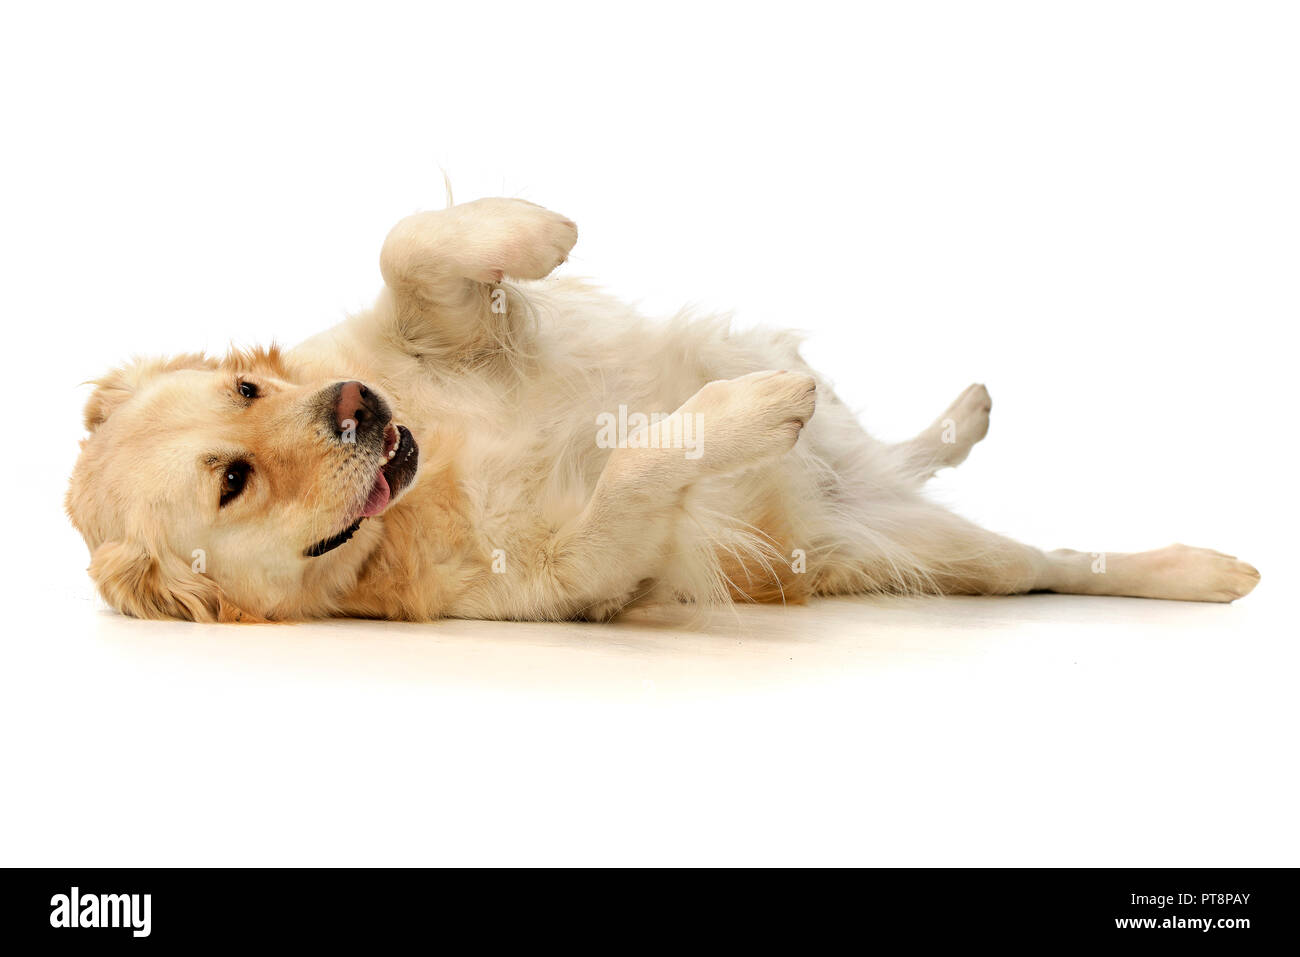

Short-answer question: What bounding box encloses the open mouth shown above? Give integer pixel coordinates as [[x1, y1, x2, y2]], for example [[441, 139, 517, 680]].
[[360, 423, 418, 516], [304, 423, 420, 558]]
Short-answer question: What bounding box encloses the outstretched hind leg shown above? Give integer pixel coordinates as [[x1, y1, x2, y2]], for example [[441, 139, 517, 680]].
[[1038, 544, 1260, 603], [891, 383, 992, 485], [814, 498, 1259, 604]]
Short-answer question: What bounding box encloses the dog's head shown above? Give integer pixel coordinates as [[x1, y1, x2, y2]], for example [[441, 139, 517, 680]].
[[66, 346, 419, 622]]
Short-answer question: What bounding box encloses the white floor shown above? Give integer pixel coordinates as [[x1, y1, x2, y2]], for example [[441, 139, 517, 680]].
[[3, 584, 1294, 867]]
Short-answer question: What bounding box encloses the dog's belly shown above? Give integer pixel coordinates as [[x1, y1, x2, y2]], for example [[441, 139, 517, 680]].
[[326, 278, 880, 620]]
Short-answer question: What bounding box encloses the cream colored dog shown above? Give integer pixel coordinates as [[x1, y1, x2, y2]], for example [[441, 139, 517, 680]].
[[66, 196, 1260, 622]]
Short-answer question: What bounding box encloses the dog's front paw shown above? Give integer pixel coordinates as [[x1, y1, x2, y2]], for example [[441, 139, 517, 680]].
[[460, 198, 577, 283], [383, 198, 577, 291], [679, 370, 817, 473]]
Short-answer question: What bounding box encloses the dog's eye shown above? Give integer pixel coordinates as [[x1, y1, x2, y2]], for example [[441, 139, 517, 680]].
[[238, 381, 260, 399], [220, 461, 251, 506]]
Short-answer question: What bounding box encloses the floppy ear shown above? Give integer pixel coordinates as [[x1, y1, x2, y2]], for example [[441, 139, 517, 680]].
[[88, 540, 265, 624], [83, 353, 217, 432]]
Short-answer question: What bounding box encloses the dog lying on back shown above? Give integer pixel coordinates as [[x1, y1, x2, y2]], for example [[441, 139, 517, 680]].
[[66, 196, 1260, 622]]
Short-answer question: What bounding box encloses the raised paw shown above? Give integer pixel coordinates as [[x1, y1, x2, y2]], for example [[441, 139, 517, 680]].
[[933, 382, 991, 468], [381, 197, 578, 292], [461, 198, 578, 283], [677, 370, 818, 474]]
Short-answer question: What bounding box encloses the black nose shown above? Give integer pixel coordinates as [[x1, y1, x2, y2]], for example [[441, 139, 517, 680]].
[[330, 381, 390, 441]]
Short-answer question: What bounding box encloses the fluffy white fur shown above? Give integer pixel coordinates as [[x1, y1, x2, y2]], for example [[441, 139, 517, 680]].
[[66, 196, 1260, 622]]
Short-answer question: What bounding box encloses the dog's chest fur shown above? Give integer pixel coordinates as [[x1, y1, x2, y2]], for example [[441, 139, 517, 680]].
[[297, 279, 808, 619]]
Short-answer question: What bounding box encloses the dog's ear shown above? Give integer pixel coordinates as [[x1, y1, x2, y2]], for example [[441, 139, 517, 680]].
[[82, 353, 217, 432], [88, 539, 265, 624]]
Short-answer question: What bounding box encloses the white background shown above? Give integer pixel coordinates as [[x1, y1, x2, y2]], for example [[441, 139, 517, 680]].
[[0, 1, 1296, 865]]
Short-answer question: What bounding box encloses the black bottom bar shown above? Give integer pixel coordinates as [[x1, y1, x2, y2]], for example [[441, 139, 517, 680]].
[[1, 868, 1294, 946]]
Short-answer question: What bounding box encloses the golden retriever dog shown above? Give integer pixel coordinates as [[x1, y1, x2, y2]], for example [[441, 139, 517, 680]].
[[66, 196, 1260, 622]]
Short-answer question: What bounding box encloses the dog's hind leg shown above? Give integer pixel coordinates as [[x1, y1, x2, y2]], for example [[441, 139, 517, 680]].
[[1035, 544, 1260, 603], [889, 383, 992, 485], [816, 497, 1259, 603]]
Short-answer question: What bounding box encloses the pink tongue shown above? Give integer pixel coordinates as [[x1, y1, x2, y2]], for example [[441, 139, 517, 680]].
[[360, 471, 390, 517]]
